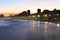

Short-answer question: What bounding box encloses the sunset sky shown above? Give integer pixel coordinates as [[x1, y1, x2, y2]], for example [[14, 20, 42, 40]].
[[0, 0, 60, 14]]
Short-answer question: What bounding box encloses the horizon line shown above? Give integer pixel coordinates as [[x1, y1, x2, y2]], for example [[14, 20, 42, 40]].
[[0, 8, 60, 14]]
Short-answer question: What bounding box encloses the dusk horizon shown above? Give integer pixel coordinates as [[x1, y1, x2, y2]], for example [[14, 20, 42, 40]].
[[0, 0, 60, 40], [0, 0, 60, 13]]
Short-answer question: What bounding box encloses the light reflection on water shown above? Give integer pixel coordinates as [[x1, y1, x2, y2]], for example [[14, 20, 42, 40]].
[[0, 18, 60, 40], [57, 23, 60, 27], [29, 21, 60, 40]]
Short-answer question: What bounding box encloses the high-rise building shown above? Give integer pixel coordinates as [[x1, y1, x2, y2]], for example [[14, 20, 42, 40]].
[[37, 9, 41, 14], [27, 10, 30, 15]]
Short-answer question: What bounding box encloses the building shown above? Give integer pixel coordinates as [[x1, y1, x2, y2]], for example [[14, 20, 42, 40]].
[[27, 10, 30, 15], [15, 11, 27, 17], [37, 9, 41, 14]]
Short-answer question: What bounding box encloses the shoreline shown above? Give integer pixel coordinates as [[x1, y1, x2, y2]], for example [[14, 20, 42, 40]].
[[11, 17, 60, 24]]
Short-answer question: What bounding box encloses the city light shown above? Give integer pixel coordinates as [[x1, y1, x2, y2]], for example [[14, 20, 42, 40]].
[[29, 16, 31, 17], [45, 22, 48, 24], [44, 14, 48, 17], [57, 14, 59, 16], [37, 15, 40, 17], [49, 22, 52, 24], [32, 15, 35, 18], [57, 23, 60, 27], [49, 15, 51, 16]]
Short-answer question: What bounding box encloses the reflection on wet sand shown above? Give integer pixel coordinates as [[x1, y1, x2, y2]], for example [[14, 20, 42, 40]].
[[0, 19, 60, 40], [57, 23, 60, 27], [28, 21, 60, 40]]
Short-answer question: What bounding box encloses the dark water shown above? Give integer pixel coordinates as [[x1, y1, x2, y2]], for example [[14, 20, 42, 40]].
[[0, 18, 60, 40]]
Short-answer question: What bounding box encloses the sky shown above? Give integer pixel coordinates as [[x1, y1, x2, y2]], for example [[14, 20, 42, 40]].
[[0, 0, 60, 14]]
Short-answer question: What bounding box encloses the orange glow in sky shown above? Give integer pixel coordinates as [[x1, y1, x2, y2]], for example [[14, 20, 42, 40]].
[[0, 0, 60, 14]]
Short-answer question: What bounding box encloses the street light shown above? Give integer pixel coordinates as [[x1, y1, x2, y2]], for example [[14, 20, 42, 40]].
[[57, 14, 59, 16], [29, 16, 31, 17], [32, 15, 35, 18], [37, 15, 40, 17], [44, 14, 48, 17], [49, 15, 51, 16], [57, 23, 60, 27]]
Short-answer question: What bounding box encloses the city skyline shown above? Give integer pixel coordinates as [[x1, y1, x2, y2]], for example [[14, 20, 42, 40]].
[[0, 0, 60, 13]]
